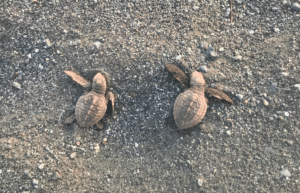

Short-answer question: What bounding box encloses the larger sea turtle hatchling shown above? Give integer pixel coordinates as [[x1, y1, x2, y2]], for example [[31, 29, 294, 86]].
[[64, 70, 114, 129], [166, 63, 233, 129]]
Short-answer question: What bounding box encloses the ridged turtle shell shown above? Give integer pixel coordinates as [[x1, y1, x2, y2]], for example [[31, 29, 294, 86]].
[[173, 89, 207, 129], [75, 91, 107, 127]]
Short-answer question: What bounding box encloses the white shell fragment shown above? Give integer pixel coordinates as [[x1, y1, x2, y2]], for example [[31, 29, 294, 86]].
[[12, 81, 22, 89]]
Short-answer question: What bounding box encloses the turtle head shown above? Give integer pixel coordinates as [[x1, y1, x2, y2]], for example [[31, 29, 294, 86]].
[[92, 73, 107, 95], [190, 71, 205, 87]]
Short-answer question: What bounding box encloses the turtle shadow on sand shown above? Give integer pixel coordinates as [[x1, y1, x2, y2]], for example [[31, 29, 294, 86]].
[[164, 114, 205, 135]]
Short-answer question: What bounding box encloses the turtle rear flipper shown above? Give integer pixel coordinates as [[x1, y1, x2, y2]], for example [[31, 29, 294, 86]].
[[95, 121, 104, 130], [64, 113, 76, 124], [165, 63, 189, 88], [205, 87, 233, 104], [65, 70, 92, 90]]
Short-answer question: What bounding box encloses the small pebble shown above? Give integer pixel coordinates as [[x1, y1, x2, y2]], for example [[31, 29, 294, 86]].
[[187, 47, 192, 54], [70, 152, 76, 159], [39, 64, 43, 70], [286, 140, 293, 146], [226, 130, 231, 136], [12, 82, 22, 89], [26, 151, 31, 157], [234, 50, 240, 56], [280, 168, 291, 177], [236, 94, 243, 101], [197, 178, 203, 187], [274, 28, 280, 33], [225, 8, 231, 17], [218, 47, 224, 52], [281, 72, 289, 76], [263, 99, 269, 106], [175, 55, 182, 60], [71, 146, 77, 151], [89, 145, 94, 150], [284, 112, 289, 117], [32, 179, 38, 185], [200, 42, 208, 50], [193, 5, 199, 10], [52, 172, 62, 180], [236, 0, 242, 5], [199, 66, 208, 73], [205, 47, 214, 56], [135, 142, 139, 148], [45, 38, 51, 47], [102, 138, 108, 145], [24, 170, 32, 178], [234, 55, 242, 61], [94, 143, 100, 153], [294, 84, 300, 90], [38, 164, 44, 170], [292, 3, 300, 12], [210, 51, 217, 60], [23, 184, 30, 191], [266, 96, 272, 102], [283, 0, 291, 7], [93, 41, 101, 49], [45, 147, 51, 153], [248, 30, 255, 35]]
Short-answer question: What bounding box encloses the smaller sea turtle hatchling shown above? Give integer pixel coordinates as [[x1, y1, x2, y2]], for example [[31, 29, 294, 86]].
[[173, 71, 208, 129], [166, 63, 233, 129], [64, 70, 114, 129]]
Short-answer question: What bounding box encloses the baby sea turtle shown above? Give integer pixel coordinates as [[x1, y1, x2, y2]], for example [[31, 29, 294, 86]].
[[173, 71, 208, 129], [64, 70, 114, 129], [166, 63, 233, 129]]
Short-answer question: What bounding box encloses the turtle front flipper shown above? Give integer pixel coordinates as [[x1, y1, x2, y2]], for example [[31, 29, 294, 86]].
[[205, 87, 233, 104], [105, 91, 115, 116], [165, 63, 189, 88], [64, 113, 76, 124], [65, 70, 92, 90]]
